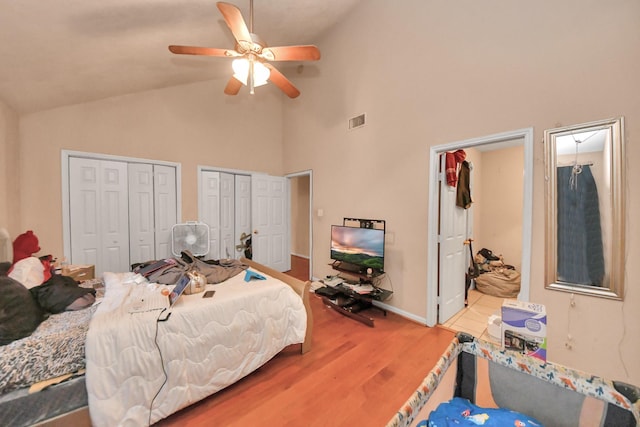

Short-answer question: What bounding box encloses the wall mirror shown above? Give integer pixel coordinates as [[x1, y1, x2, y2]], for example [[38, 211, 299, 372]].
[[544, 117, 625, 299]]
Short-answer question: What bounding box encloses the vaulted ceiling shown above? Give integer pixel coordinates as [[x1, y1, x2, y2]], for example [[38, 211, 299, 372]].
[[0, 0, 362, 114]]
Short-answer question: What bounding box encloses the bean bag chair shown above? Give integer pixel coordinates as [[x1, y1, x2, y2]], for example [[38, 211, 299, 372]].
[[475, 269, 521, 298]]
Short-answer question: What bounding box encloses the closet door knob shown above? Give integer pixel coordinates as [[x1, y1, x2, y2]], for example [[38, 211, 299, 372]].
[[253, 230, 259, 234]]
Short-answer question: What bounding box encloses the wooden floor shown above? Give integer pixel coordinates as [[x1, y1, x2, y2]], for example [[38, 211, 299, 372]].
[[285, 254, 310, 281], [157, 258, 455, 426]]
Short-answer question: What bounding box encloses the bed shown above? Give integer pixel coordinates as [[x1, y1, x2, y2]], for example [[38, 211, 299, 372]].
[[1, 257, 312, 427], [387, 333, 640, 427]]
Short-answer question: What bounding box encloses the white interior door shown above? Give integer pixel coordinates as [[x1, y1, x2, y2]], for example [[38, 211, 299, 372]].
[[438, 154, 467, 323], [128, 163, 155, 265], [219, 172, 235, 259], [70, 158, 130, 275], [200, 171, 221, 260], [154, 165, 177, 259], [100, 161, 130, 274], [234, 175, 252, 260], [69, 158, 101, 268], [251, 175, 289, 272]]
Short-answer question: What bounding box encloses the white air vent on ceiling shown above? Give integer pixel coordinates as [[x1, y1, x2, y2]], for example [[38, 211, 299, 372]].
[[349, 113, 366, 130]]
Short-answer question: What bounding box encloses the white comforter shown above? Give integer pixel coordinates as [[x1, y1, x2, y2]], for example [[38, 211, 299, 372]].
[[86, 269, 307, 426]]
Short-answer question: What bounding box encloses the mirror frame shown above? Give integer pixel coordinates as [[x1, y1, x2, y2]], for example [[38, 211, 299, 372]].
[[544, 117, 625, 299]]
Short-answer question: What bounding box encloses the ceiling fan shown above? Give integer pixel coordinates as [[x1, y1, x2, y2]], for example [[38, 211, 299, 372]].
[[168, 1, 321, 98]]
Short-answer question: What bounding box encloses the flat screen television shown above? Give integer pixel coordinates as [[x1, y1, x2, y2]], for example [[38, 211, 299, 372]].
[[330, 225, 385, 274]]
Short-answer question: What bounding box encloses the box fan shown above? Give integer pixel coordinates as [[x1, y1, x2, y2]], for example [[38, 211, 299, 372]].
[[171, 222, 210, 257]]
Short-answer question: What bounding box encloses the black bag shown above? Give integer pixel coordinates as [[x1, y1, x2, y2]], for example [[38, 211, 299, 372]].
[[478, 247, 500, 261], [29, 275, 96, 314]]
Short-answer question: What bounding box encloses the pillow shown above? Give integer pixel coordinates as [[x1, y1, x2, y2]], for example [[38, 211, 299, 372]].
[[8, 256, 46, 289], [0, 276, 45, 345]]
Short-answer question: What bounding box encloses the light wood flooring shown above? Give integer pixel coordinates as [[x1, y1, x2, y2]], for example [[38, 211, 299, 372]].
[[156, 255, 455, 426], [442, 289, 505, 343]]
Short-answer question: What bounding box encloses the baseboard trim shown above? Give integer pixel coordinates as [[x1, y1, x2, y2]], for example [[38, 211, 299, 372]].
[[290, 253, 310, 260], [372, 300, 427, 325]]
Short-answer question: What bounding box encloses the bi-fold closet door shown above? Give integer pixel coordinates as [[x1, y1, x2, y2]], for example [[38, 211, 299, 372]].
[[199, 170, 290, 271], [200, 171, 251, 260], [68, 157, 177, 276], [128, 163, 177, 264]]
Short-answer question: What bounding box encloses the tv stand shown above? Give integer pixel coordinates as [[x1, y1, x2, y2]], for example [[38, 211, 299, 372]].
[[325, 218, 390, 327], [321, 272, 393, 327], [321, 295, 375, 327]]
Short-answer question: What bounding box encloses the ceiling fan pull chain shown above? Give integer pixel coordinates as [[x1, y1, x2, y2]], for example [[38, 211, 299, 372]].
[[249, 58, 255, 94]]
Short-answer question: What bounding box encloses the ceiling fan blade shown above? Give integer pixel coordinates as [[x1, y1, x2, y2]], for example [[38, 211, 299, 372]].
[[224, 77, 243, 95], [262, 45, 321, 62], [168, 45, 231, 57], [265, 64, 300, 99], [217, 2, 252, 46]]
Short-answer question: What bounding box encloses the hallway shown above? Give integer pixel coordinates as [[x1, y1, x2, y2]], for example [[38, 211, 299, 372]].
[[284, 254, 309, 282]]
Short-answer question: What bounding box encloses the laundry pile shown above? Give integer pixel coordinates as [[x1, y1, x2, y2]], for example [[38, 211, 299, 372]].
[[0, 230, 96, 345], [473, 248, 521, 298]]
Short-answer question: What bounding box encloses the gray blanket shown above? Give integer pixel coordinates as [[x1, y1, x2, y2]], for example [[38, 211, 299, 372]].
[[0, 305, 96, 394]]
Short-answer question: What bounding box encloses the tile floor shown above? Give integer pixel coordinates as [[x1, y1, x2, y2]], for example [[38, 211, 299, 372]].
[[442, 289, 507, 343]]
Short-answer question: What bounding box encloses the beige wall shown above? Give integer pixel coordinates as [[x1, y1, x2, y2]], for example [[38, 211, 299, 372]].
[[0, 99, 20, 236], [282, 0, 640, 384], [476, 145, 524, 271], [18, 79, 284, 257], [290, 175, 310, 257]]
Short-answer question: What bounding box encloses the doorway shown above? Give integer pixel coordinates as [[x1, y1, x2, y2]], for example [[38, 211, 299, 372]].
[[286, 171, 313, 281], [426, 128, 534, 327], [199, 167, 290, 271], [198, 166, 312, 275]]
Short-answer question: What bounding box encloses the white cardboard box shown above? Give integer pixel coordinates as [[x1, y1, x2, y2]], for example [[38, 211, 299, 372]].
[[501, 300, 547, 361]]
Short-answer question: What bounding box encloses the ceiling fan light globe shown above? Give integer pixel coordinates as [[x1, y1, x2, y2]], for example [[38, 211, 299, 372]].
[[232, 58, 270, 87], [253, 61, 271, 84], [232, 58, 250, 77]]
